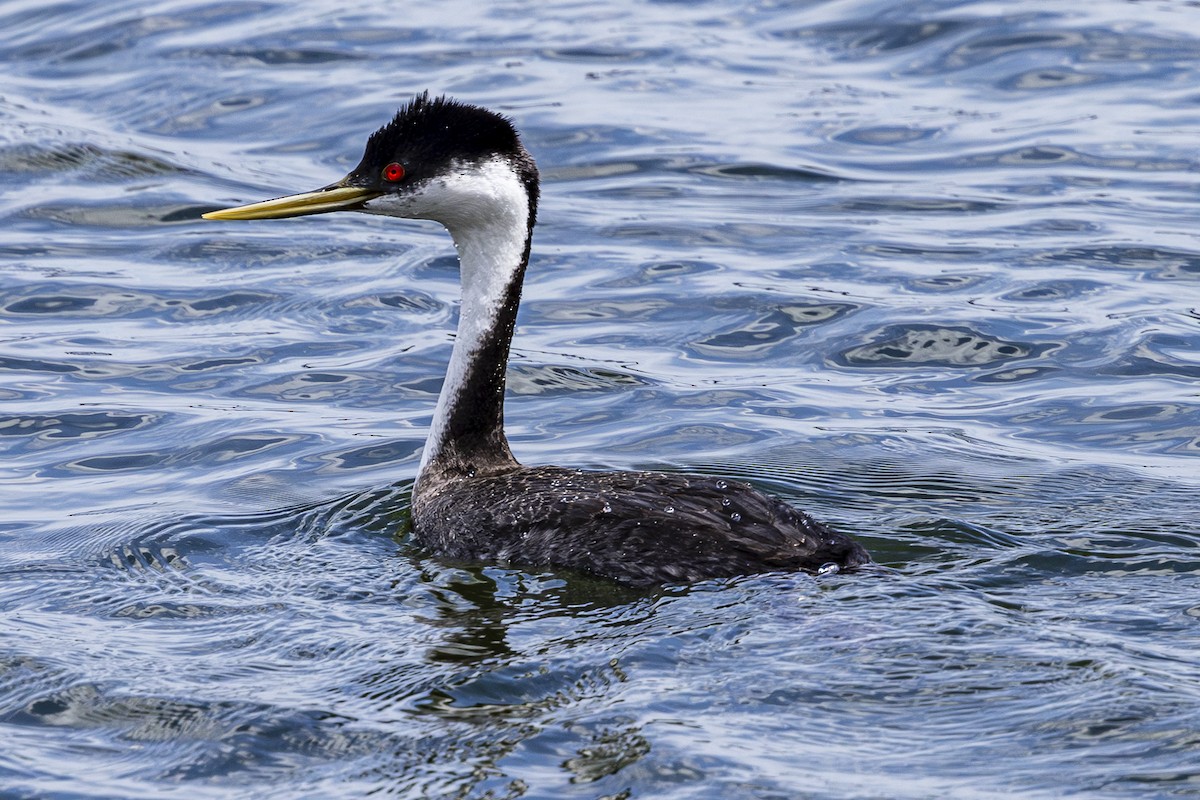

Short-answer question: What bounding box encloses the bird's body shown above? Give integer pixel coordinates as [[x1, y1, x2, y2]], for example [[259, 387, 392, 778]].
[[204, 93, 870, 586], [416, 466, 865, 586]]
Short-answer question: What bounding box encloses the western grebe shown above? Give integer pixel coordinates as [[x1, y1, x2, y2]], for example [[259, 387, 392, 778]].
[[203, 93, 870, 586]]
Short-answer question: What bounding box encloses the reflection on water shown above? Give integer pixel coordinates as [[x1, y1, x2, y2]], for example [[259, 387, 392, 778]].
[[2, 0, 1200, 796]]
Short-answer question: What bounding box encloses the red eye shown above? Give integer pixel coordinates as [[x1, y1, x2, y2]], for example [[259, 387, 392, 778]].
[[383, 162, 405, 182]]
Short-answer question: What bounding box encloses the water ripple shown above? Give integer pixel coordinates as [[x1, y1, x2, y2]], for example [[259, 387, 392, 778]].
[[2, 0, 1200, 797]]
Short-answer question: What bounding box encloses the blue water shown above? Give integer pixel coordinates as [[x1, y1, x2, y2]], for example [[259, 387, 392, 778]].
[[2, 0, 1200, 797]]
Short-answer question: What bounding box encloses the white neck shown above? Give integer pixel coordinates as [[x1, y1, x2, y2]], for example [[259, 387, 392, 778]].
[[387, 158, 531, 487]]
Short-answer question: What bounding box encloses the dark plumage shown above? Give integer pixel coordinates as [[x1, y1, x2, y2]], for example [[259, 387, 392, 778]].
[[414, 467, 870, 586]]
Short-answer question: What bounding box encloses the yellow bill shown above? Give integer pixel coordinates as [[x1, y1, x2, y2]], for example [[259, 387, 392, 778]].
[[202, 185, 381, 221]]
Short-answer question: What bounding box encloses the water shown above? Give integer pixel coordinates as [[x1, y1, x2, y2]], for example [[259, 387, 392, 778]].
[[2, 0, 1199, 796]]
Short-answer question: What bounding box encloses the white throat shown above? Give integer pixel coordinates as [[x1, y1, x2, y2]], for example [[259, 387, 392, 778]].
[[368, 158, 531, 484]]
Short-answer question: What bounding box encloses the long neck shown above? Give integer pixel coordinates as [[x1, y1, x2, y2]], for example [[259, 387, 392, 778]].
[[416, 168, 533, 488]]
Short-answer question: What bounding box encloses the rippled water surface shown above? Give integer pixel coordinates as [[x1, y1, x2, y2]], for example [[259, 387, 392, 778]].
[[3, 0, 1200, 797]]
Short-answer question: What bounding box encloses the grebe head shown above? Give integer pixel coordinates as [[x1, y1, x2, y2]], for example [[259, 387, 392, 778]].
[[203, 93, 538, 231]]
